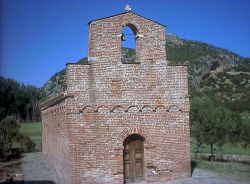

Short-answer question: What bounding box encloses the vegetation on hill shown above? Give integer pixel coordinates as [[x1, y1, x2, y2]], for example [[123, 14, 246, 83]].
[[164, 34, 250, 155], [166, 34, 250, 112], [0, 77, 44, 122]]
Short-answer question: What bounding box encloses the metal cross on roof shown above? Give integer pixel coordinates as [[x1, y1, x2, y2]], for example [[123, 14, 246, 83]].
[[125, 5, 132, 12]]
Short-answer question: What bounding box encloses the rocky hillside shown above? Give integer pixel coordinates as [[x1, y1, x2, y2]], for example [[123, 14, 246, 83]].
[[42, 58, 87, 98], [42, 35, 250, 112], [166, 34, 250, 111]]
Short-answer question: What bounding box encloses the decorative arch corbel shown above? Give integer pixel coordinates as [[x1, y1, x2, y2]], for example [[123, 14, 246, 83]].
[[141, 105, 153, 112], [80, 105, 95, 113], [168, 105, 180, 112], [111, 105, 126, 113], [154, 105, 167, 112], [126, 105, 140, 113], [95, 105, 111, 113]]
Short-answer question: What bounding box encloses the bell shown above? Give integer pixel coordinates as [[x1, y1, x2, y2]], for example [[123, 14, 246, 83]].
[[121, 33, 126, 41]]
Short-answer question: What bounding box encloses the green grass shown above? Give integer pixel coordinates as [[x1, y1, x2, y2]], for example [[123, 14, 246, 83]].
[[20, 121, 42, 150], [191, 138, 250, 156], [191, 113, 250, 156], [194, 159, 250, 183]]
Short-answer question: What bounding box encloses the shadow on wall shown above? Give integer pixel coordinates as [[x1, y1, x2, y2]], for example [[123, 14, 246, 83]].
[[191, 161, 197, 176], [24, 181, 56, 184], [1, 181, 56, 184]]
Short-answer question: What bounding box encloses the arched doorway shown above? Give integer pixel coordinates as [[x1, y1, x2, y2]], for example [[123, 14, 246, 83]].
[[123, 134, 144, 183]]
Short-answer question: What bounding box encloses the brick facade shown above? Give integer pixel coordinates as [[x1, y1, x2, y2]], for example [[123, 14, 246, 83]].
[[41, 11, 190, 184]]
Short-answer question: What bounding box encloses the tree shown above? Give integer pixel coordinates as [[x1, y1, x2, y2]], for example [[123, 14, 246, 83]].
[[190, 95, 242, 161], [0, 117, 36, 160], [0, 117, 21, 160], [0, 76, 42, 122], [191, 96, 217, 159], [213, 106, 242, 159], [241, 119, 250, 148]]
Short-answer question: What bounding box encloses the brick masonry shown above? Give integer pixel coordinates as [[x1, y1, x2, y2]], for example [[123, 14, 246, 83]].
[[41, 11, 190, 184]]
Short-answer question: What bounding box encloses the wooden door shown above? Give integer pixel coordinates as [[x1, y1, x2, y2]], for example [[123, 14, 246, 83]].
[[124, 136, 144, 183]]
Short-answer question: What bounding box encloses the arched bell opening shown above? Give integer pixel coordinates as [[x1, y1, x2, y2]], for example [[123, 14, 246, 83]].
[[123, 134, 145, 183], [121, 24, 138, 63]]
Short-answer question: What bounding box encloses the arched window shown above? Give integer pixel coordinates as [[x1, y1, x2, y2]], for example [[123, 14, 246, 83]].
[[121, 24, 138, 63]]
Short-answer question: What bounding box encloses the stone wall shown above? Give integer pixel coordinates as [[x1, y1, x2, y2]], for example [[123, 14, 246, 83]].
[[41, 11, 190, 184], [64, 63, 190, 183], [41, 95, 72, 183], [88, 12, 166, 64]]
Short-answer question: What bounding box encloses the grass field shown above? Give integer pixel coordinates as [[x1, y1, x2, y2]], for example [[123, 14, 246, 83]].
[[20, 122, 42, 150], [19, 121, 250, 156], [190, 138, 250, 156], [193, 159, 250, 183], [191, 113, 250, 156]]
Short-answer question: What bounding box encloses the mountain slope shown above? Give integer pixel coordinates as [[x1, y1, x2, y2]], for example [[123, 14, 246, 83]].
[[166, 34, 250, 111], [42, 35, 250, 112]]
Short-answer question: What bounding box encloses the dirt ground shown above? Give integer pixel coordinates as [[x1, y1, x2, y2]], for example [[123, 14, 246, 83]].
[[0, 158, 23, 183], [21, 152, 61, 184], [0, 152, 248, 184], [0, 152, 60, 184]]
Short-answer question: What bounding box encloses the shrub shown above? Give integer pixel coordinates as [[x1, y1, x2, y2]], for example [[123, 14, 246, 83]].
[[19, 135, 36, 152]]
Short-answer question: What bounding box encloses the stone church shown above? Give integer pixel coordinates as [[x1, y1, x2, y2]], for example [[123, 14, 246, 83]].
[[41, 6, 190, 184]]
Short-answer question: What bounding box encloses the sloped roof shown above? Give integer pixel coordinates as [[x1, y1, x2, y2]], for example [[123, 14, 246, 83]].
[[88, 11, 166, 27]]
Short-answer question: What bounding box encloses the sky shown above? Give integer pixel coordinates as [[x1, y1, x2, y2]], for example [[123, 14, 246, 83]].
[[1, 0, 250, 87]]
